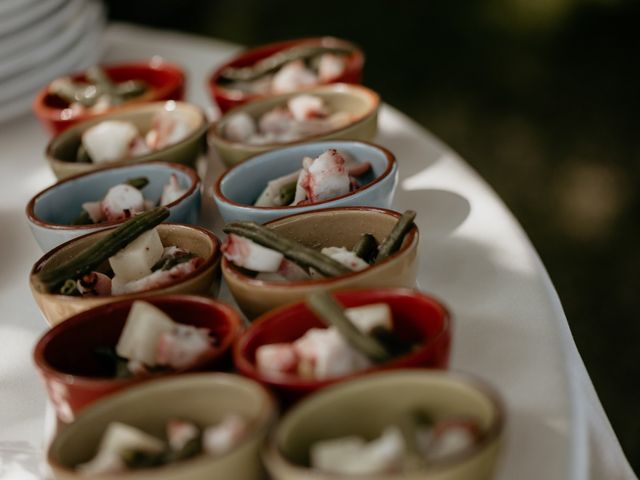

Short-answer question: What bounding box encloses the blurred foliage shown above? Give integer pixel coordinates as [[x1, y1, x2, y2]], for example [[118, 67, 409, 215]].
[[108, 0, 639, 470]]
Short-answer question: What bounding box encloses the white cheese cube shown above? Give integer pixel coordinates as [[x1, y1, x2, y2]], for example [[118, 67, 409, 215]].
[[345, 303, 393, 334], [108, 228, 164, 282]]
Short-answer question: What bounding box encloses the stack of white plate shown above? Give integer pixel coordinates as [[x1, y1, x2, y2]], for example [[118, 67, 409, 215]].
[[0, 0, 105, 123]]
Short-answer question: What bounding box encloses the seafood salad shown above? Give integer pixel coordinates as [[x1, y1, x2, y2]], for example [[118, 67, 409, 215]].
[[310, 412, 481, 475], [95, 301, 216, 378], [223, 94, 352, 145], [77, 109, 192, 164], [71, 175, 188, 225], [218, 44, 352, 95], [34, 208, 203, 297], [48, 66, 148, 115], [222, 210, 416, 283], [252, 149, 372, 207], [256, 293, 418, 380], [78, 416, 248, 474]]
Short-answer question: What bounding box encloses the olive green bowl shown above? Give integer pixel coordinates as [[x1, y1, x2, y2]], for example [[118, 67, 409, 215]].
[[46, 101, 208, 180], [263, 370, 505, 480], [30, 223, 221, 326], [208, 83, 380, 167], [48, 373, 276, 480]]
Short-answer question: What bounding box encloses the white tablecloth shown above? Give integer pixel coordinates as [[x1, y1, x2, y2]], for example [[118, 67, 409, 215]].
[[0, 24, 634, 480]]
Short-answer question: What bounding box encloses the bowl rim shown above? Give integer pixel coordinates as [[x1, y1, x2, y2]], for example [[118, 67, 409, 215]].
[[221, 206, 419, 289], [30, 222, 220, 298], [47, 372, 277, 476], [45, 100, 208, 169], [32, 58, 186, 122], [233, 287, 451, 389], [33, 294, 243, 388], [212, 140, 395, 211], [264, 369, 505, 476], [208, 36, 365, 102], [26, 161, 201, 231], [207, 83, 380, 151]]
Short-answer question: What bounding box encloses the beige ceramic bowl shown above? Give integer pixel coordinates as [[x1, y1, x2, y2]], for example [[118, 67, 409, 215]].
[[263, 370, 505, 480], [48, 373, 276, 480], [208, 83, 380, 167], [222, 207, 419, 319], [46, 101, 208, 180], [30, 223, 221, 326]]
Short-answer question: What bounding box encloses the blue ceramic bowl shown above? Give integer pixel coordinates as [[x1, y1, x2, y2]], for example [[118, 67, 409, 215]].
[[27, 162, 201, 251], [211, 140, 397, 224]]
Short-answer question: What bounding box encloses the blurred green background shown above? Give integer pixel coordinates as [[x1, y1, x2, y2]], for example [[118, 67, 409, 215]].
[[107, 0, 639, 471]]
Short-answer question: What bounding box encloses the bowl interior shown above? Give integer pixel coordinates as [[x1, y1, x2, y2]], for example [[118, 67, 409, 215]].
[[40, 297, 237, 378], [33, 164, 195, 225], [49, 102, 204, 164], [275, 371, 501, 468], [49, 373, 272, 469], [219, 141, 387, 206]]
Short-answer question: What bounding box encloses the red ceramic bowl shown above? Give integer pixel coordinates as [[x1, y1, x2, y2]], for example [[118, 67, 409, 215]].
[[233, 288, 451, 405], [33, 295, 242, 424], [208, 37, 364, 112], [33, 59, 186, 135]]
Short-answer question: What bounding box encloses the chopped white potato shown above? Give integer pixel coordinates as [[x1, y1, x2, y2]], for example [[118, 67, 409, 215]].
[[108, 228, 164, 282], [116, 301, 176, 366], [82, 120, 140, 164], [345, 303, 393, 334]]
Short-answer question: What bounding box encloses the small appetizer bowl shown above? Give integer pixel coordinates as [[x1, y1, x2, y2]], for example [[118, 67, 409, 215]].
[[222, 207, 419, 319], [27, 162, 201, 252], [48, 373, 276, 480], [34, 295, 243, 423], [30, 223, 221, 326], [234, 288, 451, 404], [208, 83, 379, 167], [33, 59, 186, 135], [263, 370, 505, 480], [46, 101, 208, 180], [212, 140, 397, 224], [208, 37, 364, 112]]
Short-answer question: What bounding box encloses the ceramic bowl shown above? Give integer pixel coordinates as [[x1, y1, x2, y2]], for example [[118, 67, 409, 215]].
[[27, 162, 201, 252], [208, 36, 364, 112], [208, 83, 379, 167], [234, 288, 451, 404], [211, 140, 397, 224], [46, 101, 208, 180], [34, 295, 243, 423], [263, 370, 505, 480], [33, 59, 186, 135], [30, 223, 221, 326], [222, 207, 419, 319], [48, 373, 276, 480]]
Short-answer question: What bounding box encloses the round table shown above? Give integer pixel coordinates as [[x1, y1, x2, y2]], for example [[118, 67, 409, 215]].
[[0, 23, 633, 480]]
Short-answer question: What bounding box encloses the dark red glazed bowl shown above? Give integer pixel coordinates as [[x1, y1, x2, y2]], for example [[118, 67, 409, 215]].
[[233, 288, 451, 406], [33, 295, 242, 423], [33, 59, 186, 135], [208, 37, 364, 112]]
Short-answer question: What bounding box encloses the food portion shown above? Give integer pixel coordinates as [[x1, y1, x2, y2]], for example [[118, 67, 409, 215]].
[[49, 66, 148, 114], [310, 413, 481, 475], [34, 208, 203, 297], [218, 44, 353, 95], [95, 301, 215, 378], [251, 149, 371, 207], [77, 109, 191, 164], [221, 210, 416, 283], [71, 174, 188, 225], [223, 94, 353, 145], [77, 416, 248, 474]]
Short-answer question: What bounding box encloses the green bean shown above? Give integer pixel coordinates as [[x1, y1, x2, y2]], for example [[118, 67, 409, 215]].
[[352, 233, 378, 264], [375, 210, 416, 262]]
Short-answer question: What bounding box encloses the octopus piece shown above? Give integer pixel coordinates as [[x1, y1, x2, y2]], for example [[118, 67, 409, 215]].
[[287, 94, 328, 121], [145, 110, 191, 150], [82, 120, 140, 164], [271, 59, 318, 94], [321, 246, 369, 271], [81, 200, 105, 223], [160, 174, 188, 206], [317, 53, 347, 82], [155, 324, 213, 370], [203, 415, 248, 456], [293, 149, 350, 205], [111, 256, 204, 296], [77, 272, 112, 296], [256, 343, 299, 375], [167, 420, 200, 451], [257, 106, 295, 137], [222, 234, 284, 272], [224, 112, 257, 143], [101, 184, 145, 222]]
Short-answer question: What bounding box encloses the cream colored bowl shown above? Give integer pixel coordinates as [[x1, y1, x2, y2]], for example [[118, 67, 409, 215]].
[[222, 207, 419, 319], [48, 373, 276, 480], [263, 370, 505, 480], [208, 83, 379, 167], [30, 223, 221, 326]]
